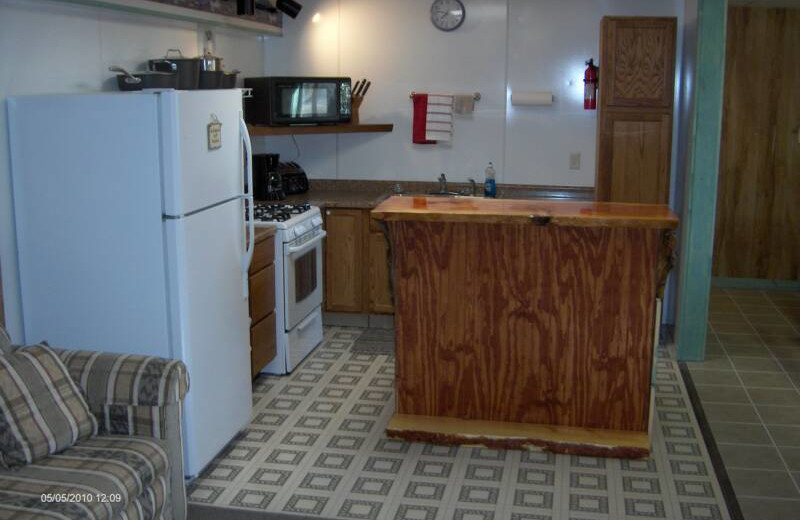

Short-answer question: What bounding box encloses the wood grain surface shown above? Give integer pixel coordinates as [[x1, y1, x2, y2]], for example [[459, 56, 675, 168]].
[[372, 196, 678, 229], [601, 17, 677, 109], [713, 7, 800, 280], [324, 209, 366, 312], [597, 111, 673, 204], [387, 414, 650, 458], [388, 221, 663, 432]]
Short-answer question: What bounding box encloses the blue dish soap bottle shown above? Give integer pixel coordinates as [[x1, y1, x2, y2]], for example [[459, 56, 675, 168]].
[[484, 162, 497, 198]]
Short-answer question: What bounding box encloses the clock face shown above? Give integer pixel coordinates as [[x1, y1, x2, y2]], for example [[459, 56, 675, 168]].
[[431, 0, 465, 32]]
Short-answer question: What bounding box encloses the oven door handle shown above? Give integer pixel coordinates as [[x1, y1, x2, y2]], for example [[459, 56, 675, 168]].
[[286, 230, 327, 258]]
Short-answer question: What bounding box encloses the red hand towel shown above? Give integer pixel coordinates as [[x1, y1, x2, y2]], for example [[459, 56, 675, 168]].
[[412, 94, 437, 144]]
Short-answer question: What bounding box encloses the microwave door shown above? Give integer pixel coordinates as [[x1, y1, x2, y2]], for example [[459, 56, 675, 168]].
[[276, 81, 340, 124]]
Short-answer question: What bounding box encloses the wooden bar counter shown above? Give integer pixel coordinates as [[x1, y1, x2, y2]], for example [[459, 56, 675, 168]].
[[371, 196, 679, 458]]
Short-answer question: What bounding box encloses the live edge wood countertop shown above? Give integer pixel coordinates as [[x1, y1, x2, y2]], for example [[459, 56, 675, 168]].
[[372, 196, 679, 228], [373, 195, 679, 458]]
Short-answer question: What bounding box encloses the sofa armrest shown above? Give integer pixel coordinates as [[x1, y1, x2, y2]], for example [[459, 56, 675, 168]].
[[55, 349, 189, 407]]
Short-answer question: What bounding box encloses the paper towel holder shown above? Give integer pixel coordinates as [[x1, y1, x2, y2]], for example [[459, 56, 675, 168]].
[[410, 91, 481, 101]]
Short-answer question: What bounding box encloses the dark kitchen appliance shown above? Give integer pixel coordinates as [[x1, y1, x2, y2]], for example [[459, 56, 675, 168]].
[[277, 161, 309, 195], [110, 66, 178, 91], [244, 76, 352, 126], [253, 153, 286, 200], [148, 49, 200, 90]]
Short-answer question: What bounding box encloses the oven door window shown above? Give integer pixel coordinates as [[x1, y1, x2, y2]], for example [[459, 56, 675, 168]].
[[293, 248, 317, 304], [279, 83, 336, 120]]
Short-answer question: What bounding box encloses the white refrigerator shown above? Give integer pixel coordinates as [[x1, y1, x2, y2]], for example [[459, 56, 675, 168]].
[[7, 89, 255, 477]]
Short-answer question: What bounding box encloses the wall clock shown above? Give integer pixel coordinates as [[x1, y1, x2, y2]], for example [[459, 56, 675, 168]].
[[431, 0, 465, 32]]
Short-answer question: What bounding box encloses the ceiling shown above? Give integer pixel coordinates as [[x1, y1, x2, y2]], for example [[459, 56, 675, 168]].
[[729, 0, 800, 7]]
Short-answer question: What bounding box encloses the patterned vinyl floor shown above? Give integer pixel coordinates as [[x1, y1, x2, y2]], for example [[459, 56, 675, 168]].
[[187, 326, 732, 520]]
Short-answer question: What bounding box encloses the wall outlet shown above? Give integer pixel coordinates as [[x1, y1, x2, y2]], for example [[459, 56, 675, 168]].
[[569, 152, 581, 170]]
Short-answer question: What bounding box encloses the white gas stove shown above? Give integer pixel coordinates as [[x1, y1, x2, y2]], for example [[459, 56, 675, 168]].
[[252, 201, 325, 374]]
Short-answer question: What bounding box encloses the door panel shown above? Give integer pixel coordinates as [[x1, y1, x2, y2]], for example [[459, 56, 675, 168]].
[[368, 229, 394, 314], [165, 199, 252, 476], [598, 111, 672, 204], [602, 18, 677, 108], [713, 7, 800, 280], [324, 209, 365, 312], [161, 90, 245, 216]]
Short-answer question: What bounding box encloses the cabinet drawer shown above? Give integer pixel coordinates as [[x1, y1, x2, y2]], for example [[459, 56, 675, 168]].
[[249, 263, 275, 324], [250, 235, 275, 274], [250, 312, 276, 377]]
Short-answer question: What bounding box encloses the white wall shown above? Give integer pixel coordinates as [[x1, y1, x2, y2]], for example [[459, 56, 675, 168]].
[[262, 0, 684, 185], [0, 0, 265, 340]]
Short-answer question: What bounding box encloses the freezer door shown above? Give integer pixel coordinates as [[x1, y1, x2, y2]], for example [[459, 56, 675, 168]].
[[164, 198, 252, 477], [7, 93, 172, 355], [160, 90, 246, 216]]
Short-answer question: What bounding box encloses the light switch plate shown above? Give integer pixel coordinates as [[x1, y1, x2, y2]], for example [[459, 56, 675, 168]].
[[569, 152, 581, 170]]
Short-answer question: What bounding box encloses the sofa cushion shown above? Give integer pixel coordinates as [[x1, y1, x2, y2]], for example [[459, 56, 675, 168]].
[[0, 326, 12, 355], [0, 343, 98, 468], [0, 435, 169, 520]]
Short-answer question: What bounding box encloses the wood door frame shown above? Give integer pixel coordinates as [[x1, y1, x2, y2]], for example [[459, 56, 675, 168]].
[[675, 0, 728, 361]]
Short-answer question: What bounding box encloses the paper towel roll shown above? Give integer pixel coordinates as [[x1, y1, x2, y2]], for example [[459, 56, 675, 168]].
[[511, 91, 553, 106]]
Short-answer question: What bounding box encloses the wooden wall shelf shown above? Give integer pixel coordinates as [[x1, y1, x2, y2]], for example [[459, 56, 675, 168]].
[[247, 124, 394, 136], [54, 0, 282, 35]]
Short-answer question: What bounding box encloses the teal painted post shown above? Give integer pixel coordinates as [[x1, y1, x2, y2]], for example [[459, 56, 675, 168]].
[[675, 0, 728, 361]]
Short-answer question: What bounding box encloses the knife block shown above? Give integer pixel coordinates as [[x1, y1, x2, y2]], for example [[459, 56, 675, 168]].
[[350, 96, 363, 125]]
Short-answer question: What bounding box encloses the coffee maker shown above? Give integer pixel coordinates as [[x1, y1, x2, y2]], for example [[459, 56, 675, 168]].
[[252, 153, 286, 201]]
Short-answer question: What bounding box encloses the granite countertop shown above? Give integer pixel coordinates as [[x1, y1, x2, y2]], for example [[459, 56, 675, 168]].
[[253, 227, 276, 242], [284, 190, 389, 209], [276, 180, 595, 211]]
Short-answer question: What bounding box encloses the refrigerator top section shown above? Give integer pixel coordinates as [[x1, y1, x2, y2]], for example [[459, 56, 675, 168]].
[[159, 90, 246, 217]]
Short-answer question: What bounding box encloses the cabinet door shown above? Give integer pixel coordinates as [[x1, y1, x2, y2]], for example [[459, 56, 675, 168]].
[[324, 209, 365, 312], [597, 110, 672, 204], [249, 263, 275, 324], [368, 217, 394, 314], [601, 17, 677, 109], [251, 312, 276, 377]]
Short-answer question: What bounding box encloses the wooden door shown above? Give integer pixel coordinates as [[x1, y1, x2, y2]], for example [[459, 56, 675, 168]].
[[714, 7, 800, 280], [325, 209, 365, 312], [368, 217, 394, 314], [597, 111, 672, 204], [601, 17, 677, 109]]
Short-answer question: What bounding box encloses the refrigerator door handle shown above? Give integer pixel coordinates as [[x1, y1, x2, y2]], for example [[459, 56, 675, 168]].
[[240, 116, 255, 298]]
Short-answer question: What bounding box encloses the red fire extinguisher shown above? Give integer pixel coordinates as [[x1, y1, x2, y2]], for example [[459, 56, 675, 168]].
[[584, 58, 599, 110]]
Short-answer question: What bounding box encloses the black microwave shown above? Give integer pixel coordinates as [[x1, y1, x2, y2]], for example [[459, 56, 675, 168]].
[[244, 76, 352, 126]]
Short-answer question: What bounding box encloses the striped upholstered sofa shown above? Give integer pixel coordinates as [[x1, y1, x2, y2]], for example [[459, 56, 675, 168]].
[[0, 326, 189, 520]]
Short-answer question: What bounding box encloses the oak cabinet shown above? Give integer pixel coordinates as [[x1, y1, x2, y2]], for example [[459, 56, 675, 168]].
[[596, 17, 677, 205], [249, 232, 276, 377], [324, 208, 393, 314], [600, 17, 677, 108], [325, 209, 366, 312], [597, 111, 672, 204]]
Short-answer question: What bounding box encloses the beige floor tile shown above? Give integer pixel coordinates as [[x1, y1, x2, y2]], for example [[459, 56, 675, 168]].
[[740, 372, 795, 389], [757, 405, 800, 426], [728, 468, 800, 499], [703, 403, 761, 423], [709, 422, 771, 445], [778, 447, 800, 471], [696, 385, 749, 403], [766, 425, 800, 447], [747, 388, 800, 407], [718, 445, 786, 470], [730, 357, 783, 372], [738, 497, 800, 520]]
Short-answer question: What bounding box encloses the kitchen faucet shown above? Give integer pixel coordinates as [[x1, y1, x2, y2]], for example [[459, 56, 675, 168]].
[[438, 173, 448, 193]]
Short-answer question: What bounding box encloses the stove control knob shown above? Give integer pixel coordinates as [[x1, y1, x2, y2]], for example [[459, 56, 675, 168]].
[[312, 216, 323, 227], [295, 224, 307, 236]]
